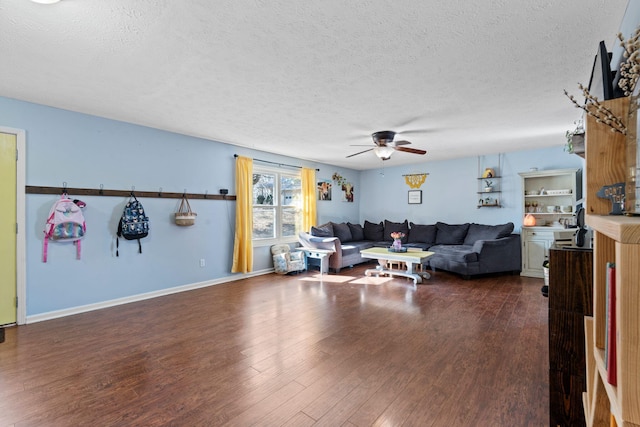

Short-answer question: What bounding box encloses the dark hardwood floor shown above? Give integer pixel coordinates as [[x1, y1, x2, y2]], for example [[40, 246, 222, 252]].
[[0, 264, 548, 426]]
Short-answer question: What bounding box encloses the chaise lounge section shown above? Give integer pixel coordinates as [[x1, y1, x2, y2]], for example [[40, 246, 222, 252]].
[[298, 220, 521, 279]]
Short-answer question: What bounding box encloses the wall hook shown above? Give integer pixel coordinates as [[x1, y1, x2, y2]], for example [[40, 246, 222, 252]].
[[204, 190, 208, 199], [99, 184, 104, 195], [158, 187, 163, 197]]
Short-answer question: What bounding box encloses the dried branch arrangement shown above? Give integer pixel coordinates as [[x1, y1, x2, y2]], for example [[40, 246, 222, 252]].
[[564, 84, 626, 135], [616, 27, 640, 96], [563, 26, 640, 136]]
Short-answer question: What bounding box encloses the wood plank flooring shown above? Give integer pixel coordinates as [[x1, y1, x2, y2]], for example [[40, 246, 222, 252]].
[[0, 265, 548, 426]]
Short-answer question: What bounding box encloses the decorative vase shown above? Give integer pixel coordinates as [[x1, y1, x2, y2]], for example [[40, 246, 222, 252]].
[[392, 238, 402, 251]]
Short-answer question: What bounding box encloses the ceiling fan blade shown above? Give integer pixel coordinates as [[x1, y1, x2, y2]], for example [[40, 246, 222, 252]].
[[392, 140, 412, 146], [395, 146, 427, 155], [346, 148, 374, 158], [396, 128, 436, 135]]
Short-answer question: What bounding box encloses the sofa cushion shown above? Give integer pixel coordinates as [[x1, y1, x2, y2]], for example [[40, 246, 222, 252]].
[[311, 222, 333, 237], [347, 222, 365, 241], [430, 244, 479, 263], [435, 222, 470, 245], [332, 222, 353, 243], [463, 222, 515, 245], [363, 220, 384, 241], [383, 219, 409, 242], [408, 222, 437, 244]]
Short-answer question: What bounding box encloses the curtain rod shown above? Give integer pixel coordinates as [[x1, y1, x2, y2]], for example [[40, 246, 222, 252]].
[[234, 154, 319, 171]]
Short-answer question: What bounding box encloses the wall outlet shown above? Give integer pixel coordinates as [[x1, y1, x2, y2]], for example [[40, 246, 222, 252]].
[[199, 259, 205, 267]]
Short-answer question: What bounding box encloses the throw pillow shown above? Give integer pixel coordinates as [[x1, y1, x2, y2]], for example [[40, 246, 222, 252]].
[[384, 219, 409, 242], [332, 222, 353, 243], [347, 222, 365, 241], [363, 220, 384, 241], [495, 222, 515, 238], [435, 222, 470, 245], [311, 222, 334, 237], [408, 222, 437, 244], [463, 222, 514, 245]]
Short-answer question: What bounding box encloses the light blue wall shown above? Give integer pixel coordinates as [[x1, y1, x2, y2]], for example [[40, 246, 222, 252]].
[[358, 148, 584, 232], [1, 96, 347, 317], [1, 95, 584, 318]]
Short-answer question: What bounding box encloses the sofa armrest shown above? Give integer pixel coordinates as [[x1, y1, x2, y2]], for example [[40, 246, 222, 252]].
[[471, 234, 521, 271], [298, 232, 340, 251], [298, 232, 343, 271]]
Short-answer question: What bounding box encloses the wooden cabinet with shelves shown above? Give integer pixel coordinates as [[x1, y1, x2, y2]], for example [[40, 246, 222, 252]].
[[519, 168, 582, 277], [582, 96, 640, 427]]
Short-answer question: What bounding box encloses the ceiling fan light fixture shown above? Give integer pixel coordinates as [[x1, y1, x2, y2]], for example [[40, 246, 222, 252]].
[[30, 0, 61, 4], [372, 130, 396, 145], [374, 146, 394, 160]]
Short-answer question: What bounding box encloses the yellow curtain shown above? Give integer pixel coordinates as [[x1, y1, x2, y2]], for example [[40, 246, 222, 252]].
[[301, 167, 317, 232], [232, 156, 253, 273]]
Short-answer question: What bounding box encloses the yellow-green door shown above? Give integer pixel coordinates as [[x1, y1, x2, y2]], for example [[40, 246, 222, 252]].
[[0, 132, 17, 325]]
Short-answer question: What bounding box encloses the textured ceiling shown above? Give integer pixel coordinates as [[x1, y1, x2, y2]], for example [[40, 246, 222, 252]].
[[0, 0, 631, 170]]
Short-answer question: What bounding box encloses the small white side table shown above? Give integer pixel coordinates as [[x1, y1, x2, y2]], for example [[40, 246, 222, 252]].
[[294, 248, 334, 276]]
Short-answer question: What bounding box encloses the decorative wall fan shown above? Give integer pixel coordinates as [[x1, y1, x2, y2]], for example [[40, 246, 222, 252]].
[[346, 130, 427, 160]]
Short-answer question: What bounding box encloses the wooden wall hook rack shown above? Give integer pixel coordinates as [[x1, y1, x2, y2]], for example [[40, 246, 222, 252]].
[[25, 185, 236, 201]]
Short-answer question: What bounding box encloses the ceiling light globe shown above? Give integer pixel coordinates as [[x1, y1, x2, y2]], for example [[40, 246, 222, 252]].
[[374, 146, 394, 160]]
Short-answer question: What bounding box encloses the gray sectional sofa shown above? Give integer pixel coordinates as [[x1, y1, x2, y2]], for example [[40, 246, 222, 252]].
[[297, 219, 521, 279]]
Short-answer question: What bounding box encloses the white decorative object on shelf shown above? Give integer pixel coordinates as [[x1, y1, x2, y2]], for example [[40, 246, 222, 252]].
[[546, 189, 572, 195]]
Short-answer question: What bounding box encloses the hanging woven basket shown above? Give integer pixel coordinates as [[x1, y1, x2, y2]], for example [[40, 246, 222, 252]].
[[175, 196, 197, 226]]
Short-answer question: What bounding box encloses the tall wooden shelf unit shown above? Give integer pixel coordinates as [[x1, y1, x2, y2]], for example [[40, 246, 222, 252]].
[[583, 97, 640, 427]]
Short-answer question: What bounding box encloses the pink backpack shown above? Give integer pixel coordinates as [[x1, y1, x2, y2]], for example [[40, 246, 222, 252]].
[[43, 195, 86, 262]]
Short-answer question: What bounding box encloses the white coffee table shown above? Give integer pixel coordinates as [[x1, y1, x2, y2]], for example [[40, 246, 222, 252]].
[[360, 247, 434, 284]]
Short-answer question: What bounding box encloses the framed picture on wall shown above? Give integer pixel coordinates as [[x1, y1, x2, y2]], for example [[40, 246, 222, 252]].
[[317, 179, 332, 200], [408, 190, 422, 204]]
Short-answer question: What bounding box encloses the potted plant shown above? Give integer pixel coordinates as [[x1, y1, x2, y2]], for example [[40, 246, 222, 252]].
[[564, 120, 585, 155], [484, 180, 493, 192]]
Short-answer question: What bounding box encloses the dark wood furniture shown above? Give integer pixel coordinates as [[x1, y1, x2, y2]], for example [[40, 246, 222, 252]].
[[548, 246, 593, 427]]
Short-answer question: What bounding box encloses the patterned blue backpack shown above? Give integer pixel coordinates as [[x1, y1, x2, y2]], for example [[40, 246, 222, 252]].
[[116, 194, 149, 256]]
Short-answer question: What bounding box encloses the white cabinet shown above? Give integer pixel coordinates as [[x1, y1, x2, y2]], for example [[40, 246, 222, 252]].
[[521, 228, 554, 278], [519, 168, 582, 278], [519, 168, 581, 227]]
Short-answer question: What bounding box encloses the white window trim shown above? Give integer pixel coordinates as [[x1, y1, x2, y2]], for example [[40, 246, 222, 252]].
[[252, 165, 301, 247]]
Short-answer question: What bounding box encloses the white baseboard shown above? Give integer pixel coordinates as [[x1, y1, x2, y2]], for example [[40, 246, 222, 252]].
[[26, 269, 274, 324]]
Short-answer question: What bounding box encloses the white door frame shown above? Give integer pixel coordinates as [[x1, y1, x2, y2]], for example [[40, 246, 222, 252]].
[[1, 126, 26, 325]]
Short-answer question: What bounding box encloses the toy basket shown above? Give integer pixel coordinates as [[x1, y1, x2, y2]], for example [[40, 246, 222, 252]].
[[175, 196, 197, 226]]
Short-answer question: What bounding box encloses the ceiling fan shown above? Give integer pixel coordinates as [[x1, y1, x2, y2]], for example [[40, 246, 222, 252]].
[[346, 130, 427, 161]]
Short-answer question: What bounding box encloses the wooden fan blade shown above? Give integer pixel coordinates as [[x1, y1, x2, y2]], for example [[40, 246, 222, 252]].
[[392, 140, 412, 146], [395, 146, 427, 155], [346, 148, 374, 158]]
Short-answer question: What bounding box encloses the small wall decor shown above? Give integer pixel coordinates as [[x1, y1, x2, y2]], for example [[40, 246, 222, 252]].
[[403, 173, 428, 189], [331, 172, 346, 186], [482, 168, 495, 178], [317, 179, 332, 200], [408, 190, 422, 204]]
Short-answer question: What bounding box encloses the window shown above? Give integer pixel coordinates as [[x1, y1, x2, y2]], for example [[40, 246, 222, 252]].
[[252, 167, 302, 244]]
